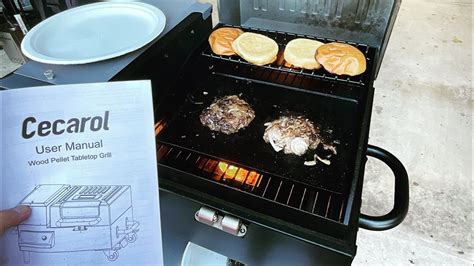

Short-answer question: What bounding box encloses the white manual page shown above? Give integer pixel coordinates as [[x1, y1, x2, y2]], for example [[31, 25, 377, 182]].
[[0, 80, 163, 265]]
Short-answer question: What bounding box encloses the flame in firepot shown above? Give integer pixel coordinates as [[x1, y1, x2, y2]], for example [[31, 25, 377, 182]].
[[155, 120, 166, 136], [204, 161, 261, 189], [156, 119, 261, 189]]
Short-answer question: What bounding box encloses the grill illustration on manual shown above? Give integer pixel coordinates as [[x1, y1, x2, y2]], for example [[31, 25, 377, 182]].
[[16, 184, 140, 263]]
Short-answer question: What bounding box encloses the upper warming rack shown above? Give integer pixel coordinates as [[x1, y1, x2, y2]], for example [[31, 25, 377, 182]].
[[217, 0, 401, 79], [202, 25, 377, 87]]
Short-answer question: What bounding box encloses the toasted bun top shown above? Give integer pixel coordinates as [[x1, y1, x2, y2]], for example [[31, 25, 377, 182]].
[[231, 32, 279, 66], [208, 27, 244, 56], [284, 38, 325, 70], [315, 42, 367, 76]]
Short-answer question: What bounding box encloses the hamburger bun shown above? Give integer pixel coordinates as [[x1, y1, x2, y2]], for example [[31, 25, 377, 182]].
[[315, 42, 367, 76], [231, 32, 278, 66], [208, 27, 244, 56], [284, 38, 324, 70]]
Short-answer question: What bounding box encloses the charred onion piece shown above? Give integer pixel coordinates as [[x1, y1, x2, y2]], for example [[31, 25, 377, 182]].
[[304, 155, 332, 166], [263, 116, 321, 156], [200, 95, 255, 135]]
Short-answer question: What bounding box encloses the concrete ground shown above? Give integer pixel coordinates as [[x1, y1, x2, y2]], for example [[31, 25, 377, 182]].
[[1, 0, 472, 264], [355, 0, 472, 264]]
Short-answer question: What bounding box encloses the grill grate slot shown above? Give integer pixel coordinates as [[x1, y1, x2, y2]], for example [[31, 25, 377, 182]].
[[299, 188, 307, 209], [300, 189, 318, 213], [327, 194, 345, 222], [275, 182, 293, 204], [262, 179, 280, 200], [202, 25, 376, 88], [203, 159, 219, 173], [313, 191, 330, 216], [251, 175, 269, 196], [156, 145, 170, 162], [184, 152, 192, 161], [325, 195, 332, 218], [196, 157, 208, 170], [156, 142, 347, 223], [287, 184, 305, 208]]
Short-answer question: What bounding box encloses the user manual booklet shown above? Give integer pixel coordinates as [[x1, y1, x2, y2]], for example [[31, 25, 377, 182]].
[[0, 80, 163, 265]]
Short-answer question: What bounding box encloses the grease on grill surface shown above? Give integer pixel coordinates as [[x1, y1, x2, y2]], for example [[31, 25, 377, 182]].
[[200, 95, 255, 134]]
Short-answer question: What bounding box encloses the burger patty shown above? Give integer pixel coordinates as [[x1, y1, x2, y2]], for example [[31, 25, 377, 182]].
[[263, 115, 321, 156], [200, 95, 255, 134]]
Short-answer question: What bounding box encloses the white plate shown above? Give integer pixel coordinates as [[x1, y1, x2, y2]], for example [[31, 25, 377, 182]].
[[21, 2, 166, 65]]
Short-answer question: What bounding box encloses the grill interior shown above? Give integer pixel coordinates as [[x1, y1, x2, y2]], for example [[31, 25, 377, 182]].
[[155, 24, 376, 229]]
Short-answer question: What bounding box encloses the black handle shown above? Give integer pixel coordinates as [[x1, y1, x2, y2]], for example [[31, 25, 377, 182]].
[[359, 145, 409, 231]]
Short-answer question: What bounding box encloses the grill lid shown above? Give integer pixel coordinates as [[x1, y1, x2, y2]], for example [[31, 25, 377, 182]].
[[217, 0, 401, 79]]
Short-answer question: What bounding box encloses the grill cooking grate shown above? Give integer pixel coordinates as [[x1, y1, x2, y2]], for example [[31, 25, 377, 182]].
[[202, 25, 376, 87], [157, 141, 346, 223], [156, 74, 359, 194]]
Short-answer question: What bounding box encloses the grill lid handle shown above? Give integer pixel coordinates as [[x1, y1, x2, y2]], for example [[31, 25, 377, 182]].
[[359, 145, 409, 231], [195, 207, 248, 237]]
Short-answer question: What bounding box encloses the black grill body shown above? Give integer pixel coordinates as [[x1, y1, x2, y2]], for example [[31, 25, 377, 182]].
[[153, 11, 408, 262], [160, 189, 352, 265]]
